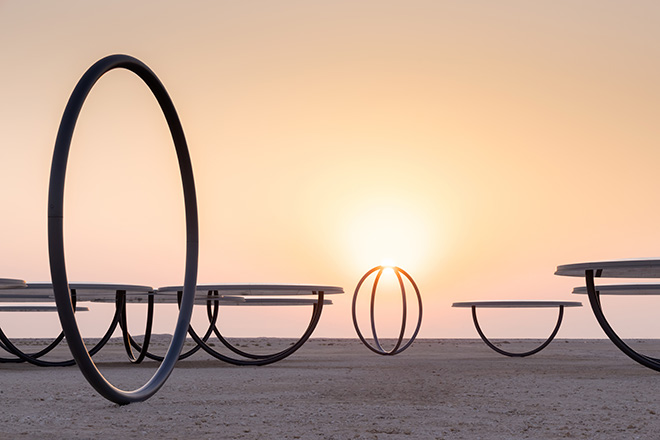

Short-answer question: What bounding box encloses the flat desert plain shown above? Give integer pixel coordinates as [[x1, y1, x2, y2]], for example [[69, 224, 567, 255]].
[[1, 338, 659, 439]]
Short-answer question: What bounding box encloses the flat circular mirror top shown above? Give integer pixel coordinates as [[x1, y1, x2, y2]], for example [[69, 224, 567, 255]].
[[0, 278, 26, 289], [0, 293, 53, 302], [157, 283, 344, 296], [573, 284, 660, 295], [152, 294, 246, 305], [555, 259, 660, 278], [0, 305, 89, 312], [0, 283, 154, 302], [452, 300, 582, 308], [239, 298, 333, 306]]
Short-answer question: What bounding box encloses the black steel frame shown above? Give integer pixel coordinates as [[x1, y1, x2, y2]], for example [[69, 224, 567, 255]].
[[48, 54, 199, 404], [352, 266, 422, 355], [470, 305, 565, 357], [584, 269, 660, 371], [121, 293, 219, 363], [0, 290, 118, 366], [124, 289, 326, 365]]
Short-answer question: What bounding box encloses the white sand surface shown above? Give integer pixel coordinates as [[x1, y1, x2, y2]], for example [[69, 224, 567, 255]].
[[1, 337, 659, 439]]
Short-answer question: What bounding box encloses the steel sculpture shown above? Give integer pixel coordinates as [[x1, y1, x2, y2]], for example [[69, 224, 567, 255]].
[[149, 285, 340, 365], [555, 260, 660, 372], [48, 54, 198, 404], [472, 304, 563, 357], [0, 284, 152, 366], [352, 266, 422, 355], [121, 291, 223, 363], [191, 290, 326, 365], [452, 301, 582, 357], [584, 276, 660, 371], [0, 289, 113, 366]]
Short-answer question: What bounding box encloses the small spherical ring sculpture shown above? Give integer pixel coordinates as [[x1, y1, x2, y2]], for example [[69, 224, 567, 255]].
[[352, 266, 422, 355], [48, 54, 199, 405]]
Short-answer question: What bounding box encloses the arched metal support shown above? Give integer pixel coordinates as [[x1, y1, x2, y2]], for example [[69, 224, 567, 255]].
[[118, 291, 155, 364], [124, 291, 221, 362], [471, 305, 565, 357], [585, 269, 660, 371], [352, 266, 423, 356], [48, 54, 198, 404], [190, 292, 326, 366], [0, 290, 121, 366]]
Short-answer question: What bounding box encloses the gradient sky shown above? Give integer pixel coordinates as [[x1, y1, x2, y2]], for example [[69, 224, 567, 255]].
[[2, 1, 660, 340]]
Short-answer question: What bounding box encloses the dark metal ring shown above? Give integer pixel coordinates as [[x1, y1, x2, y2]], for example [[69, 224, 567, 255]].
[[48, 54, 199, 404], [352, 266, 422, 355]]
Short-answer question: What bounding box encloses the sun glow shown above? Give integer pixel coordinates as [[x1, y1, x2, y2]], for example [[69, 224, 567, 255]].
[[380, 258, 396, 270], [343, 196, 439, 275]]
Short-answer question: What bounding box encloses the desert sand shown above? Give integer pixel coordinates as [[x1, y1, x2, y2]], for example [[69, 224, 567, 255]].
[[1, 337, 659, 439]]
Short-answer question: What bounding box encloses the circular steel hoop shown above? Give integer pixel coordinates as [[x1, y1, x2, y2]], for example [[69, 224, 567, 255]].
[[585, 270, 660, 371], [471, 305, 565, 357], [352, 266, 423, 355], [48, 54, 199, 404]]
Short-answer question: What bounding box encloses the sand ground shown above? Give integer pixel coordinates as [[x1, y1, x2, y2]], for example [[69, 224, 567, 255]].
[[1, 337, 659, 439]]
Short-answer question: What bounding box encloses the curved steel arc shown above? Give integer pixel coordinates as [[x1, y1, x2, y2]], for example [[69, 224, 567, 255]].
[[118, 292, 155, 364], [191, 292, 326, 366], [353, 266, 422, 356], [206, 296, 320, 361], [205, 293, 273, 360], [0, 292, 72, 363], [125, 291, 222, 362], [471, 305, 564, 357], [352, 266, 384, 355], [369, 268, 386, 353], [0, 292, 122, 366], [391, 267, 423, 354], [585, 270, 660, 371], [48, 54, 199, 404], [369, 268, 407, 355]]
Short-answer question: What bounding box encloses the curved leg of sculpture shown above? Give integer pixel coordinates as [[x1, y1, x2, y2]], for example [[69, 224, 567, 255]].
[[0, 298, 122, 367], [0, 344, 24, 362], [0, 328, 76, 366], [206, 292, 273, 360], [0, 325, 66, 364], [48, 54, 198, 404], [585, 270, 660, 371], [0, 292, 84, 363], [191, 293, 325, 366], [118, 291, 155, 364], [208, 292, 325, 361], [471, 305, 564, 357], [126, 294, 220, 362]]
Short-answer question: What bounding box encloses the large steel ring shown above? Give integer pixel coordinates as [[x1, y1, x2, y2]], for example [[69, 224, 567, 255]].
[[352, 266, 422, 355], [48, 54, 199, 404]]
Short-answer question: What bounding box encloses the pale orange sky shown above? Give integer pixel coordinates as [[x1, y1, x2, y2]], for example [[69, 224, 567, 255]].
[[2, 1, 660, 339]]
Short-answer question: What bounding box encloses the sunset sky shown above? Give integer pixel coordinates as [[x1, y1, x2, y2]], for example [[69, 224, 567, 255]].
[[2, 1, 660, 340]]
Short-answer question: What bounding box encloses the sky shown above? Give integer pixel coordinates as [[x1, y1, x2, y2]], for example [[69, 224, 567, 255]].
[[2, 1, 660, 340]]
